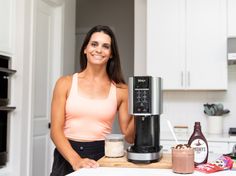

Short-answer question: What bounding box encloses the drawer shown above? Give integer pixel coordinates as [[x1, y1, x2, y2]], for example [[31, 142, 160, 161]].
[[208, 142, 228, 154]]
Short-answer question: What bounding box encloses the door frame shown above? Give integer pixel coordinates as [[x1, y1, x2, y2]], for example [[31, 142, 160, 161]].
[[16, 0, 76, 175], [20, 0, 65, 175], [29, 0, 65, 175]]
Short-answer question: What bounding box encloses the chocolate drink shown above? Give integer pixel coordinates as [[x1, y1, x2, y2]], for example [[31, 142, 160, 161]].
[[172, 144, 194, 174]]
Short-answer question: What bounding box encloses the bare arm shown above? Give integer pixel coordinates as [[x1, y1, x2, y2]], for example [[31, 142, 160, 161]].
[[50, 76, 98, 170], [117, 84, 135, 144]]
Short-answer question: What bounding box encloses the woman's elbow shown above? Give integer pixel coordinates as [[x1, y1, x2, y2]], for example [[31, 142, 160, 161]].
[[125, 135, 134, 144]]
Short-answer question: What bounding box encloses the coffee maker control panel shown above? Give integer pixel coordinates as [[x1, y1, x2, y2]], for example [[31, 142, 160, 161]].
[[133, 77, 151, 114], [129, 76, 162, 115]]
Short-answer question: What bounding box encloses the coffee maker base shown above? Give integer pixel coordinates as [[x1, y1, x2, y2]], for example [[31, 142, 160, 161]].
[[127, 146, 163, 164]]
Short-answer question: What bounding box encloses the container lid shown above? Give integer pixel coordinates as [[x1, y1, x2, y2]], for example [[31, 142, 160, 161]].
[[105, 134, 124, 141]]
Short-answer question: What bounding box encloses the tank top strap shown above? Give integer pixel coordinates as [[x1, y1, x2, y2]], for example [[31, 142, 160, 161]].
[[68, 73, 78, 97], [109, 82, 117, 100]]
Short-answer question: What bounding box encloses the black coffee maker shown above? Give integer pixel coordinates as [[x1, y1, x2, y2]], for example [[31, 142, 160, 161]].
[[127, 76, 163, 163]]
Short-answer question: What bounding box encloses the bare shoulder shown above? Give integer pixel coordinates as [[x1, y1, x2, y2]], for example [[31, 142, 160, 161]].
[[116, 83, 128, 100], [56, 75, 72, 86], [54, 75, 73, 95]]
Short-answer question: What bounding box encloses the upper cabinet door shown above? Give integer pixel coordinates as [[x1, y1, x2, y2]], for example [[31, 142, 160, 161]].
[[186, 0, 227, 90], [147, 0, 186, 90], [0, 0, 14, 55], [228, 0, 236, 37], [146, 0, 227, 90]]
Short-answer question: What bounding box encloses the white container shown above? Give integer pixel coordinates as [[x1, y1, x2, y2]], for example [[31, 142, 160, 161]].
[[105, 134, 124, 158], [174, 126, 189, 136], [207, 116, 223, 134]]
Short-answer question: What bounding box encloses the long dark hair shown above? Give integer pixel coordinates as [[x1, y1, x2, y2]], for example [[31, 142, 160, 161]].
[[79, 25, 125, 84]]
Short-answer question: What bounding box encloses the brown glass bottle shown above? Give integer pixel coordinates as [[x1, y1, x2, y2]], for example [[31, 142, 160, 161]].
[[188, 122, 208, 166]]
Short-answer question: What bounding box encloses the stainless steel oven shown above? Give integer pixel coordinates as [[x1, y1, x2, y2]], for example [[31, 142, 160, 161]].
[[0, 55, 16, 167], [0, 112, 7, 166]]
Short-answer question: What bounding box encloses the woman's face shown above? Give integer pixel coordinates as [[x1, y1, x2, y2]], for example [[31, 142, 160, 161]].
[[84, 32, 112, 66]]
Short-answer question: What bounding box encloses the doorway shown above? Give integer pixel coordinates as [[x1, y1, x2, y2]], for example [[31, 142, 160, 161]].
[[75, 0, 134, 81], [76, 0, 134, 133]]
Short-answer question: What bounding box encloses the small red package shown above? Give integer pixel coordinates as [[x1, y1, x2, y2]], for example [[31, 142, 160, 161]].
[[195, 156, 234, 174], [195, 163, 223, 173]]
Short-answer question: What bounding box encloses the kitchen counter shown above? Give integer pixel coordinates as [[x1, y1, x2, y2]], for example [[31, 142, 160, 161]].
[[67, 132, 236, 176], [67, 167, 236, 176], [67, 153, 236, 176]]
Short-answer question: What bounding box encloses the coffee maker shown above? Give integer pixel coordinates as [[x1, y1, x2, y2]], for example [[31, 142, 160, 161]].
[[127, 76, 163, 163]]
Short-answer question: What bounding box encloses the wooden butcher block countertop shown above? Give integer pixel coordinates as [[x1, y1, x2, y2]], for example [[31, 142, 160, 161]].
[[98, 153, 172, 169]]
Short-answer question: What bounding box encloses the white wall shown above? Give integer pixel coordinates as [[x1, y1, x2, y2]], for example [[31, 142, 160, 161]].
[[11, 0, 33, 175], [62, 0, 76, 75], [135, 1, 236, 134], [134, 0, 147, 76]]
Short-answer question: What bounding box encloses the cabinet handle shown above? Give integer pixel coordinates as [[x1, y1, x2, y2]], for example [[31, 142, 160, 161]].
[[181, 71, 184, 87], [187, 71, 190, 87]]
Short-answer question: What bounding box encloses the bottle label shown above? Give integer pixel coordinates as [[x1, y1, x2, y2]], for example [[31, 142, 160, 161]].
[[190, 139, 207, 163]]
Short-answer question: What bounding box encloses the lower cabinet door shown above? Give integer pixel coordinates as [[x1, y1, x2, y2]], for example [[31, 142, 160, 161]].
[[208, 142, 228, 154]]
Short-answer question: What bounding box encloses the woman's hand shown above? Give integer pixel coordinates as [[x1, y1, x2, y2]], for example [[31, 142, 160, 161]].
[[71, 157, 99, 170]]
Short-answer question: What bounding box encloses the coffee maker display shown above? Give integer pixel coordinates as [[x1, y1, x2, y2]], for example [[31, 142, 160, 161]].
[[127, 76, 163, 163]]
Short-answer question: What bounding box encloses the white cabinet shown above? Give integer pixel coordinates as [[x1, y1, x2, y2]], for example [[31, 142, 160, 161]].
[[147, 0, 227, 90], [0, 0, 14, 54], [227, 0, 236, 63], [227, 0, 236, 37], [208, 142, 229, 154], [147, 0, 185, 90]]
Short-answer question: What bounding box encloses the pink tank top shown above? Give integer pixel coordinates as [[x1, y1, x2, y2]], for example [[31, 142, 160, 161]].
[[64, 73, 117, 141]]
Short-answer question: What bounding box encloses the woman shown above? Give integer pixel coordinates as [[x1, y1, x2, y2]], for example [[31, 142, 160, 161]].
[[50, 25, 134, 176]]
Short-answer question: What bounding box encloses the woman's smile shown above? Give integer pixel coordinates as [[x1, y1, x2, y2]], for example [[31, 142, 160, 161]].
[[84, 32, 112, 65]]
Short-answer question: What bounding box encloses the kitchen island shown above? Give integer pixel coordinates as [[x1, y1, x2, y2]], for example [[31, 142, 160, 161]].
[[67, 167, 236, 176], [67, 153, 236, 176]]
